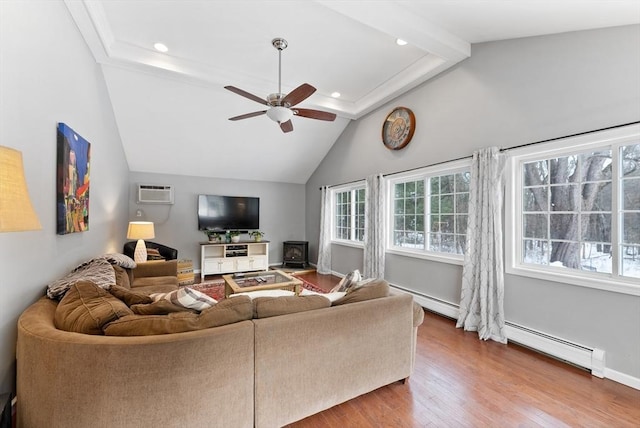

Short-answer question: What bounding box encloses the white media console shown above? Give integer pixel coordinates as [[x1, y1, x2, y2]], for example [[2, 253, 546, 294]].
[[200, 241, 269, 278]]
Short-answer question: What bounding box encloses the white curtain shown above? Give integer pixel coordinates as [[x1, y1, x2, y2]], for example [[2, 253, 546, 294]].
[[363, 174, 385, 279], [316, 186, 332, 274], [456, 146, 508, 343]]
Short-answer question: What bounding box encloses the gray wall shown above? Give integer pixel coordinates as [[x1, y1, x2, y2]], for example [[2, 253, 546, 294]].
[[306, 25, 640, 378], [0, 1, 130, 392], [128, 172, 306, 270]]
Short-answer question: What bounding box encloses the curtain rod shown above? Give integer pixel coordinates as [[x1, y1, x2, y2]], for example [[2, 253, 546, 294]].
[[320, 120, 639, 190]]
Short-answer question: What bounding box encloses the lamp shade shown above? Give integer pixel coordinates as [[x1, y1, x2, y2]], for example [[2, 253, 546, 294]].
[[127, 221, 155, 240], [0, 146, 42, 232]]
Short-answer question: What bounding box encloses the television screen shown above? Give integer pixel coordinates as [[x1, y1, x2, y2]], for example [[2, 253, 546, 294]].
[[198, 195, 259, 231]]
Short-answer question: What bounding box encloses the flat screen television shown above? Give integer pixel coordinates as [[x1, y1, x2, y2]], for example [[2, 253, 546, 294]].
[[197, 194, 259, 232]]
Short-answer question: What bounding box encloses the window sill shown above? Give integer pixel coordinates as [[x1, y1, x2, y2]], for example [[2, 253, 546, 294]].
[[331, 240, 364, 249], [386, 248, 464, 266], [506, 264, 640, 296]]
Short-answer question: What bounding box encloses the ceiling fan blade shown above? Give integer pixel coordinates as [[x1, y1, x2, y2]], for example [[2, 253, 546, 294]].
[[294, 108, 337, 122], [228, 111, 267, 121], [282, 83, 316, 107], [280, 120, 294, 133], [224, 86, 268, 105]]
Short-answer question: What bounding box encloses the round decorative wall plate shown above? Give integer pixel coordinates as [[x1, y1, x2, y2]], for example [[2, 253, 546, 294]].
[[382, 107, 416, 150]]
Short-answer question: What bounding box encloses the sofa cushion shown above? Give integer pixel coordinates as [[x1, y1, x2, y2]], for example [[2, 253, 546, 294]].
[[330, 269, 362, 293], [109, 285, 153, 306], [332, 279, 389, 306], [54, 280, 133, 335], [149, 287, 217, 311], [111, 265, 131, 289], [47, 258, 116, 300], [253, 295, 331, 319], [103, 295, 253, 336], [131, 299, 198, 315]]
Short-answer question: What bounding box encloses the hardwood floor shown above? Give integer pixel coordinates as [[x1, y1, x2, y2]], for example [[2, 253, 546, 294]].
[[285, 274, 640, 427]]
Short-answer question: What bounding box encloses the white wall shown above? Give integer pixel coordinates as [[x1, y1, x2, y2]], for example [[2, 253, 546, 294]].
[[306, 25, 640, 381], [0, 1, 130, 392], [128, 172, 306, 270]]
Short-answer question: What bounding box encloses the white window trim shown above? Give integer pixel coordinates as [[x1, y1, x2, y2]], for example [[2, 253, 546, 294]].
[[386, 158, 471, 265], [330, 181, 366, 247], [505, 123, 640, 296]]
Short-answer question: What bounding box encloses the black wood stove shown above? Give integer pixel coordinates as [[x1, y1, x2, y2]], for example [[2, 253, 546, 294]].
[[282, 241, 309, 268]]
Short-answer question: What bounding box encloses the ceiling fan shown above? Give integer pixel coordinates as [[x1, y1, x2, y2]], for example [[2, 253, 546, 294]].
[[225, 38, 337, 133]]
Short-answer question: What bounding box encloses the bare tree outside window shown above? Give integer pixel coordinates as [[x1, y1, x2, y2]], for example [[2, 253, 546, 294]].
[[521, 143, 640, 278]]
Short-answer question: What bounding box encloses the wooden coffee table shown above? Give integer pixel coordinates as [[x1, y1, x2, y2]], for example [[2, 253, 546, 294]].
[[222, 269, 303, 298]]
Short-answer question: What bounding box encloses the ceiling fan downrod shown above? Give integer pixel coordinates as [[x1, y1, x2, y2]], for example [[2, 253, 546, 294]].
[[272, 38, 287, 104]]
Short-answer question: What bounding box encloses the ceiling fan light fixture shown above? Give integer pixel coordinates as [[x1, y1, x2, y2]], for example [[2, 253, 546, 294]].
[[153, 42, 168, 52], [266, 106, 293, 123], [396, 38, 408, 46]]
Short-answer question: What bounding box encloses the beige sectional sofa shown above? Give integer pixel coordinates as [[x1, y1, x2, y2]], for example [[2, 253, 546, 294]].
[[17, 264, 423, 428]]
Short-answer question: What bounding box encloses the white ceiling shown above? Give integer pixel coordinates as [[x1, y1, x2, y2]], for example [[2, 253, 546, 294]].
[[64, 0, 640, 184]]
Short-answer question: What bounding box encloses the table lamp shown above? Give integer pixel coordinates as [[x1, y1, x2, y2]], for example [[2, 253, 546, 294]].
[[0, 146, 42, 232], [127, 221, 155, 263]]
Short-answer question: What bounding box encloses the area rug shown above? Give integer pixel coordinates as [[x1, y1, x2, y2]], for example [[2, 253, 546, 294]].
[[190, 276, 325, 301]]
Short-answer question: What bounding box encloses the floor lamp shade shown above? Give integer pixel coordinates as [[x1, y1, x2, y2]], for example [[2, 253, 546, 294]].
[[127, 221, 155, 263], [0, 146, 42, 232]]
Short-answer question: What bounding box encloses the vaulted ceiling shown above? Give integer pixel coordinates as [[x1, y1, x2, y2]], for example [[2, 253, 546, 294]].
[[64, 0, 640, 184]]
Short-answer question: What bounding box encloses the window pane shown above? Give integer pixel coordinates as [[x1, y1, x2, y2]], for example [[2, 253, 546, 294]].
[[394, 215, 404, 230], [550, 214, 578, 240], [581, 214, 611, 242], [621, 245, 640, 278], [456, 215, 468, 234], [441, 195, 454, 214], [405, 198, 416, 214], [416, 180, 425, 196], [440, 215, 454, 233], [395, 183, 404, 198], [579, 243, 612, 274], [583, 182, 612, 211], [456, 193, 469, 213], [455, 235, 466, 254], [441, 234, 455, 253], [580, 150, 612, 182], [623, 213, 640, 244], [430, 196, 440, 214], [416, 215, 424, 232], [549, 241, 581, 269], [524, 214, 547, 239], [455, 172, 470, 192], [550, 156, 577, 184], [524, 160, 549, 186], [622, 144, 640, 178], [523, 239, 549, 265], [441, 175, 454, 194], [430, 176, 440, 194], [428, 233, 440, 251], [524, 187, 547, 211], [430, 215, 440, 232], [622, 179, 640, 211], [550, 185, 579, 211]]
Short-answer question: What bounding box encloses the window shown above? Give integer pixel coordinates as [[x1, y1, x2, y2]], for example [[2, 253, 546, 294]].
[[507, 124, 640, 294], [333, 185, 365, 243], [388, 160, 471, 262]]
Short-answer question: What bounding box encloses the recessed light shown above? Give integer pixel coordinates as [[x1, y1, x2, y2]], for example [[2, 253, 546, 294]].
[[396, 38, 408, 46], [331, 92, 341, 98], [154, 43, 168, 53]]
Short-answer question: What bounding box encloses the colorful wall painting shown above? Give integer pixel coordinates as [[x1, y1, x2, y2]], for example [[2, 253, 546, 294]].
[[56, 123, 91, 234]]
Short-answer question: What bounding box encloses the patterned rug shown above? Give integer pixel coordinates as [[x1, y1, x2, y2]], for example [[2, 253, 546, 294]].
[[190, 276, 326, 300]]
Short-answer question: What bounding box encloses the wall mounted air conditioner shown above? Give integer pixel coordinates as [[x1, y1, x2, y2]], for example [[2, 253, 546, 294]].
[[137, 184, 174, 204]]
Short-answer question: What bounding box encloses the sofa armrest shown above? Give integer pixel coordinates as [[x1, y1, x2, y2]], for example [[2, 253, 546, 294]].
[[133, 260, 178, 278]]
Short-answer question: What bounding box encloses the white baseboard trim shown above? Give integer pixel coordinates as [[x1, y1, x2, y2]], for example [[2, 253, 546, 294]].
[[604, 367, 640, 390], [388, 284, 639, 391]]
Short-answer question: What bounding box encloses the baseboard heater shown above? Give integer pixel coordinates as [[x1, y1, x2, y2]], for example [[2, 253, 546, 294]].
[[389, 284, 605, 378]]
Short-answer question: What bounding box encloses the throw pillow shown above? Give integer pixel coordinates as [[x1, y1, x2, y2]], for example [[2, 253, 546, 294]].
[[229, 289, 295, 299], [103, 295, 253, 336], [111, 265, 131, 289], [131, 300, 198, 315], [332, 279, 389, 306], [109, 285, 153, 306], [330, 269, 362, 293], [54, 280, 133, 335], [299, 289, 346, 303], [146, 248, 165, 261], [149, 287, 217, 311], [47, 258, 116, 300], [253, 295, 331, 319], [101, 253, 137, 269]]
